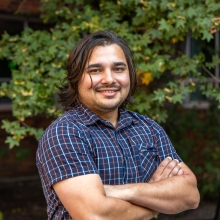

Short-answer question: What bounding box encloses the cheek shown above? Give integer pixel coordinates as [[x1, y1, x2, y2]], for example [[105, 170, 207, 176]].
[[124, 78, 131, 95], [79, 75, 93, 90], [120, 75, 130, 89], [89, 75, 102, 87]]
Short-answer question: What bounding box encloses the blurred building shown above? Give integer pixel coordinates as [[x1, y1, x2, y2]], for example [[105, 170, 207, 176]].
[[0, 0, 52, 178]]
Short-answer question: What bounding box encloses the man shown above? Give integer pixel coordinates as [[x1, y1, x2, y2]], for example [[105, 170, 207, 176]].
[[36, 30, 200, 219]]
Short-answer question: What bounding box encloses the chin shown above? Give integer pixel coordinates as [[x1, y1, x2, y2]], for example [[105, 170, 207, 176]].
[[97, 102, 122, 111]]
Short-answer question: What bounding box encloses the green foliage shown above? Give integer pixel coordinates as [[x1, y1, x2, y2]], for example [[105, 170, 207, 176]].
[[0, 0, 220, 152], [1, 120, 44, 149], [0, 211, 3, 220], [163, 102, 220, 198]]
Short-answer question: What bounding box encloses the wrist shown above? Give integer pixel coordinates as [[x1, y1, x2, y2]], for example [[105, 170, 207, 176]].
[[104, 184, 133, 201]]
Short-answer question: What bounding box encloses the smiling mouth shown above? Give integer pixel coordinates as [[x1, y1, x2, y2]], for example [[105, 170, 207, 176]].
[[95, 89, 120, 98], [98, 90, 118, 93], [98, 90, 118, 95]]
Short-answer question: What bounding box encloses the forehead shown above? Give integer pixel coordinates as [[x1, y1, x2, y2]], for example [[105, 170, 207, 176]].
[[87, 44, 127, 64]]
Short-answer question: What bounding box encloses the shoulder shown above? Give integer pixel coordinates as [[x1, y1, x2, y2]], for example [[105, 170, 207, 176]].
[[39, 109, 88, 149], [46, 109, 86, 134], [125, 109, 164, 134], [37, 109, 90, 163]]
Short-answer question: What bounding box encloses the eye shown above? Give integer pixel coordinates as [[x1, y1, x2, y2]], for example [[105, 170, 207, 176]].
[[88, 69, 102, 74], [113, 67, 125, 72]]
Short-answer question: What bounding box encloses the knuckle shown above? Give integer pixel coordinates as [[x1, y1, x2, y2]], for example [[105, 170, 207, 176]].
[[171, 167, 179, 175], [169, 160, 178, 167], [160, 160, 169, 167], [174, 164, 181, 170], [160, 158, 170, 167], [159, 163, 166, 169], [152, 174, 160, 181], [167, 163, 174, 170]]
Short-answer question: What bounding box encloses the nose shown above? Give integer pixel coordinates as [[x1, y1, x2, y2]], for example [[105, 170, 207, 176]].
[[101, 69, 115, 84]]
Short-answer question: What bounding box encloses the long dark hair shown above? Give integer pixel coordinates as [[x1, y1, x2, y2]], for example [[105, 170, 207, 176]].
[[58, 30, 138, 110]]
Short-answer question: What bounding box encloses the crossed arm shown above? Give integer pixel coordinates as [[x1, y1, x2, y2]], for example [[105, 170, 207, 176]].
[[104, 157, 200, 214], [54, 174, 157, 220], [53, 157, 200, 220]]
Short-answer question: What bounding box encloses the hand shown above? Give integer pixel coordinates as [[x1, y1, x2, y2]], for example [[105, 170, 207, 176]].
[[149, 157, 183, 183]]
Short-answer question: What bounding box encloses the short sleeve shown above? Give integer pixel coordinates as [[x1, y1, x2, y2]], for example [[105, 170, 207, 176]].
[[38, 121, 98, 187]]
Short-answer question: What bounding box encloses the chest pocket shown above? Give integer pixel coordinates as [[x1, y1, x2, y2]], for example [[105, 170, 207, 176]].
[[133, 142, 158, 182]]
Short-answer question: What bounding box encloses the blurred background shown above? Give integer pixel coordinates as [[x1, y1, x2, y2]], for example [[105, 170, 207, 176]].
[[0, 0, 220, 219]]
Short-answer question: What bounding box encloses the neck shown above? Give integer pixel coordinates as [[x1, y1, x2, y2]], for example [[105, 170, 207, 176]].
[[96, 109, 119, 127], [82, 104, 119, 127]]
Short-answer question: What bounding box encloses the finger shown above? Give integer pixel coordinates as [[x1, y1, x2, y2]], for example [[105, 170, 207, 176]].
[[178, 169, 184, 175], [155, 157, 173, 175], [160, 159, 179, 178], [168, 163, 181, 177], [148, 157, 172, 182], [148, 157, 173, 183]]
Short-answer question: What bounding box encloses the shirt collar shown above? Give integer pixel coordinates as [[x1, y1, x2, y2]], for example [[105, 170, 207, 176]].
[[117, 108, 139, 130], [74, 103, 139, 129]]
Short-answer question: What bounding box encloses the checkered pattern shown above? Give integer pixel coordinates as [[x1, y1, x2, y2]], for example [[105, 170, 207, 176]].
[[36, 103, 182, 219]]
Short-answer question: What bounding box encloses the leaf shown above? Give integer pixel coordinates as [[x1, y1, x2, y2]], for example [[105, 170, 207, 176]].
[[160, 0, 169, 11], [172, 93, 183, 104], [153, 89, 166, 104], [176, 19, 186, 28], [5, 136, 20, 149], [149, 29, 162, 40], [202, 31, 214, 42], [186, 7, 197, 18], [158, 19, 171, 32]]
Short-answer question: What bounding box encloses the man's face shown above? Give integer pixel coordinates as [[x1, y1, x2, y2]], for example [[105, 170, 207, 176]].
[[78, 44, 130, 115]]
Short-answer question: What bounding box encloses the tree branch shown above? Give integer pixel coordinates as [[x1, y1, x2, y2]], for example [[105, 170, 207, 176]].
[[15, 0, 27, 14], [202, 65, 220, 83]]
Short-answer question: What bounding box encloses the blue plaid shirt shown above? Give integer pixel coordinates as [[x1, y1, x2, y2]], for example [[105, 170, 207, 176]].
[[36, 103, 181, 219]]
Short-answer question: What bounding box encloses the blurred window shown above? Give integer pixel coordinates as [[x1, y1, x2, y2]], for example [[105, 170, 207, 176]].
[[183, 31, 220, 109]]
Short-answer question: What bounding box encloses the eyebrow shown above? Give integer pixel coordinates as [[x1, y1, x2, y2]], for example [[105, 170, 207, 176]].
[[113, 62, 127, 67], [86, 62, 127, 69], [86, 63, 103, 69]]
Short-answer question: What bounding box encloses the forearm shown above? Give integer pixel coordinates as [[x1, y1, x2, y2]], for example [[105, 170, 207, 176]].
[[105, 174, 199, 214], [71, 194, 157, 220], [93, 196, 157, 220], [54, 174, 157, 220]]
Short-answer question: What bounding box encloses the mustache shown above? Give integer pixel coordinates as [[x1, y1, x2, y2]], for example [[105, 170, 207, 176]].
[[94, 85, 121, 92]]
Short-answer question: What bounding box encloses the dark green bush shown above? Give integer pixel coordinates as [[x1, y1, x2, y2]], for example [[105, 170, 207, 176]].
[[163, 102, 220, 199]]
